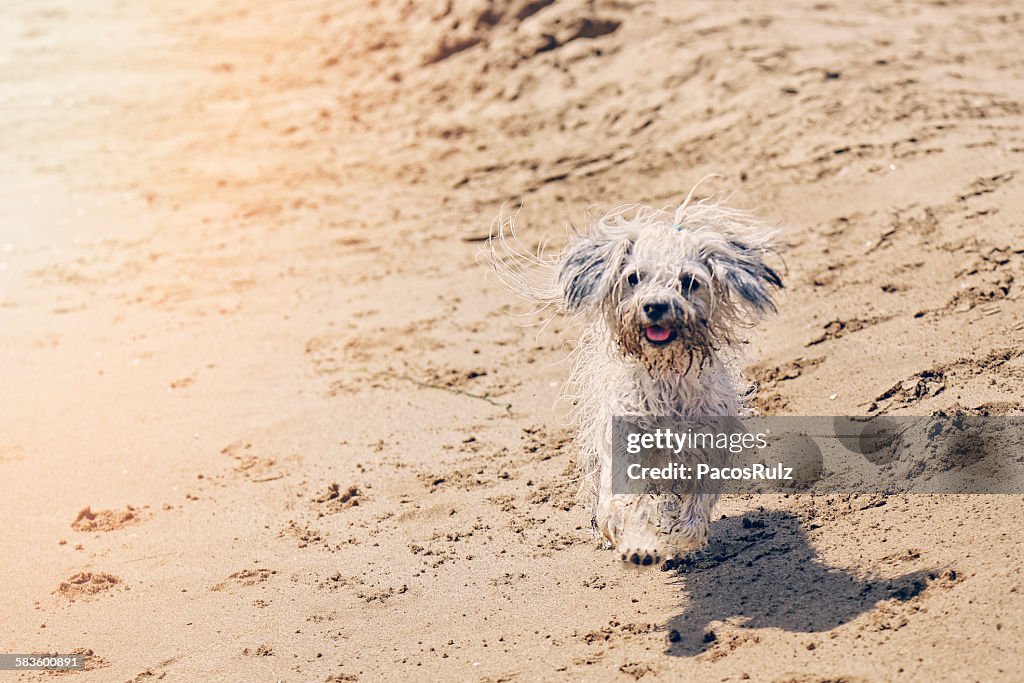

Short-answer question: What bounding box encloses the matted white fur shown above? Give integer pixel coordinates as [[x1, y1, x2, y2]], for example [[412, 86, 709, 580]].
[[487, 189, 783, 566]]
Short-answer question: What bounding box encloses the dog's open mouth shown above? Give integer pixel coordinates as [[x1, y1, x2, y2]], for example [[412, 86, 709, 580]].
[[644, 325, 676, 346]]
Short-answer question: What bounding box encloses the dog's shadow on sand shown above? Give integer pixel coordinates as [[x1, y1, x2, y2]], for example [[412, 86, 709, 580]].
[[662, 510, 940, 656]]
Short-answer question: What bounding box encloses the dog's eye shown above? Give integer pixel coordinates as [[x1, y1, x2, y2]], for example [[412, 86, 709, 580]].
[[681, 274, 701, 292], [627, 272, 641, 287]]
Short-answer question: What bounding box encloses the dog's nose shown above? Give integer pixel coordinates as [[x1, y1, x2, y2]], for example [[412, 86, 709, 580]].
[[643, 302, 668, 320]]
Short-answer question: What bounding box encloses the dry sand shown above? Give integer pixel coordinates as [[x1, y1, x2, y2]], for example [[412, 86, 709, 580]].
[[2, 0, 1023, 680]]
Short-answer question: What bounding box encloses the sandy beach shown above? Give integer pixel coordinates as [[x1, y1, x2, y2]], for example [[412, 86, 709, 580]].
[[2, 0, 1023, 680]]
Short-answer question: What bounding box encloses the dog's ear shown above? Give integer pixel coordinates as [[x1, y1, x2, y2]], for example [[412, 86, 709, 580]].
[[558, 229, 634, 313], [705, 238, 783, 317]]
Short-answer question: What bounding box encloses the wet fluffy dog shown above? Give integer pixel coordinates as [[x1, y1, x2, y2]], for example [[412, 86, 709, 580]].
[[489, 191, 782, 565]]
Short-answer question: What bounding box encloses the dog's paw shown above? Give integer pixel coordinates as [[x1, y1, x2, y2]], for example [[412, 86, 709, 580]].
[[616, 529, 667, 566], [618, 545, 663, 566], [601, 495, 668, 566]]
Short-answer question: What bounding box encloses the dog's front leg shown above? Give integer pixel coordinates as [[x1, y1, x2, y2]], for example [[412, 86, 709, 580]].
[[594, 454, 666, 565]]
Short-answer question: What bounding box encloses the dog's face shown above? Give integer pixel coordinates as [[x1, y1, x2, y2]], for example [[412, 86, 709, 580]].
[[558, 215, 782, 373]]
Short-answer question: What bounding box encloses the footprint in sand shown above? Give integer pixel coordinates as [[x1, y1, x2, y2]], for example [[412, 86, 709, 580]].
[[211, 568, 277, 592], [71, 505, 145, 532], [55, 572, 122, 601], [312, 482, 360, 513], [57, 648, 110, 674], [241, 644, 275, 657], [220, 440, 283, 482]]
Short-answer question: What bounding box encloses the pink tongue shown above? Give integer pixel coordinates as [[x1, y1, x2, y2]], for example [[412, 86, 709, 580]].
[[645, 326, 671, 342]]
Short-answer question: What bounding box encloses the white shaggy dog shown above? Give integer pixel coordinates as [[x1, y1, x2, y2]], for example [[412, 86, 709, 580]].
[[489, 189, 783, 566]]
